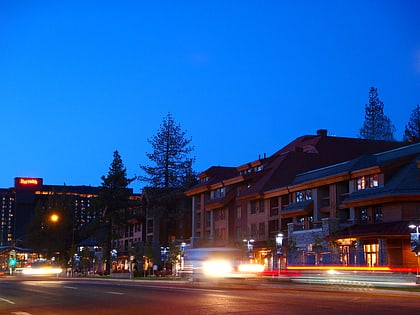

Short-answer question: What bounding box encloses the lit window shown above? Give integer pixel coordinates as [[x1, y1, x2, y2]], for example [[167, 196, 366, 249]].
[[356, 175, 379, 190]]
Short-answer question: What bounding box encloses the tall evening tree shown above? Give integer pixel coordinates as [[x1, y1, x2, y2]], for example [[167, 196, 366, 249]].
[[359, 87, 396, 141], [139, 113, 196, 249], [139, 113, 195, 188], [404, 104, 420, 142], [98, 150, 135, 272]]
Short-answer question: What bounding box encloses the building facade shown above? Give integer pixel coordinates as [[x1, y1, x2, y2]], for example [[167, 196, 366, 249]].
[[0, 177, 143, 271], [185, 130, 418, 270]]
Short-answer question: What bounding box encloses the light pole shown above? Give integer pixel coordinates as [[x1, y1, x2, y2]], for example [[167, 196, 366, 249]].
[[243, 238, 255, 260], [180, 242, 186, 271], [409, 223, 420, 284], [275, 233, 284, 275]]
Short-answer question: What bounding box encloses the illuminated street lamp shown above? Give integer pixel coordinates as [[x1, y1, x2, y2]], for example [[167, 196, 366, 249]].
[[409, 223, 420, 283], [243, 238, 255, 259], [50, 213, 59, 223], [275, 233, 284, 274]]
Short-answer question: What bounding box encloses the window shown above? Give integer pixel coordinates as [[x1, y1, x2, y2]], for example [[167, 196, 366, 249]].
[[364, 243, 378, 267], [296, 191, 303, 202], [250, 201, 257, 215], [259, 200, 265, 213], [296, 190, 312, 202], [236, 226, 242, 240], [236, 206, 242, 219], [250, 223, 257, 236], [258, 222, 265, 236], [374, 207, 383, 223], [270, 197, 279, 216], [250, 200, 264, 214], [359, 208, 369, 224], [210, 187, 226, 199], [356, 175, 379, 190], [268, 219, 279, 236]]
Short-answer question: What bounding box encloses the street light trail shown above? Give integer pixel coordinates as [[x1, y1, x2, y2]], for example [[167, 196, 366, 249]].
[[0, 297, 16, 304]]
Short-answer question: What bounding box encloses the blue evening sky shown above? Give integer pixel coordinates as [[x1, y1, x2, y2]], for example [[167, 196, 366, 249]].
[[1, 1, 419, 192]]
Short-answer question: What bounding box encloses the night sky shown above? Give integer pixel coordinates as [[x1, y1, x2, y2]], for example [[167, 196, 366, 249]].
[[1, 0, 419, 192]]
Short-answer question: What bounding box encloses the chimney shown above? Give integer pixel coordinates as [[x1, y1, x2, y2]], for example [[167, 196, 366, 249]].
[[317, 129, 327, 137]]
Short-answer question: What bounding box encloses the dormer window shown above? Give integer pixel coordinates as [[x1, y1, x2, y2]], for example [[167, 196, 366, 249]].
[[356, 175, 379, 190], [295, 189, 312, 202]]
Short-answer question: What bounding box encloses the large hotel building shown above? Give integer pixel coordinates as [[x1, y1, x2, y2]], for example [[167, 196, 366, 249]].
[[0, 177, 104, 247]]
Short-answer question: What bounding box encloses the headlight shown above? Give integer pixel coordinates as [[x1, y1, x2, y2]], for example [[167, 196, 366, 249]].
[[203, 260, 233, 277], [238, 263, 265, 273], [22, 267, 62, 275]]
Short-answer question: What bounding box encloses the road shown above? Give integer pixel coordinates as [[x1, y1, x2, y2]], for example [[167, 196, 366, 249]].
[[1, 277, 419, 314]]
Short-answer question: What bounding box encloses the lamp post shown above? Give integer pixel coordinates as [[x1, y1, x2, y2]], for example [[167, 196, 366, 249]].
[[243, 238, 255, 259], [180, 242, 186, 271], [160, 246, 169, 271], [275, 233, 284, 275], [409, 223, 420, 284]]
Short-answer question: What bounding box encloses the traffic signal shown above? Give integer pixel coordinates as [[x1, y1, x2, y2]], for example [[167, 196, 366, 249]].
[[9, 250, 17, 267]]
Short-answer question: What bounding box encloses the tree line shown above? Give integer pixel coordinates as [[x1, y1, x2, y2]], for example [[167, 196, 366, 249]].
[[23, 88, 419, 272], [359, 87, 420, 142]]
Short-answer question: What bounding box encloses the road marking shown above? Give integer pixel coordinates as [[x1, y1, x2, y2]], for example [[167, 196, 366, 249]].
[[0, 297, 15, 304], [106, 291, 124, 295], [64, 286, 78, 289]]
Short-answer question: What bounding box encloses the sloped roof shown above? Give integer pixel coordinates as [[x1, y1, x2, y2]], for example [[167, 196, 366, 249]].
[[293, 142, 420, 187], [241, 133, 406, 197], [185, 166, 238, 194], [186, 130, 408, 197]]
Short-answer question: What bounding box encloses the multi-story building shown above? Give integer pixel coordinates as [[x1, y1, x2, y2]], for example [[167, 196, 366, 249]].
[[185, 130, 413, 269], [286, 141, 420, 270], [0, 177, 103, 247], [0, 177, 142, 260]]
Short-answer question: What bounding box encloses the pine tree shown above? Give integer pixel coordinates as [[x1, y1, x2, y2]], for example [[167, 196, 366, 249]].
[[139, 113, 196, 247], [100, 150, 134, 220], [98, 150, 135, 272], [139, 113, 195, 189], [359, 87, 396, 141], [404, 104, 420, 142]]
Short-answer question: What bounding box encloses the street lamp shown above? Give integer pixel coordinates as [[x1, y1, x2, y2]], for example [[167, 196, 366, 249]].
[[409, 223, 420, 283], [243, 238, 255, 259], [50, 213, 59, 223], [160, 246, 169, 268], [180, 242, 186, 271], [275, 233, 284, 274]]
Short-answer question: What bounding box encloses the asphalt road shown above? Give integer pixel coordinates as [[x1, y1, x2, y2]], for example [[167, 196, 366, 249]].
[[1, 277, 420, 314]]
